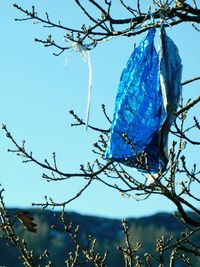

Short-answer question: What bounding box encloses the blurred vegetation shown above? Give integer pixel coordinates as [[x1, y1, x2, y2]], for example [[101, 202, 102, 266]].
[[1, 209, 199, 266]]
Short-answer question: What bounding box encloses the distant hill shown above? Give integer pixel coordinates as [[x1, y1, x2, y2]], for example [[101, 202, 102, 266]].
[[0, 209, 198, 266]]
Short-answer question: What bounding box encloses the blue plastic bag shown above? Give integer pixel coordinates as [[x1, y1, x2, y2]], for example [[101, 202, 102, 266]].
[[105, 27, 182, 173]]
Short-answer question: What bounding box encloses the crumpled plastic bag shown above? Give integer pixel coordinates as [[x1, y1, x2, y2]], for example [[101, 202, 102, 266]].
[[105, 27, 182, 173]]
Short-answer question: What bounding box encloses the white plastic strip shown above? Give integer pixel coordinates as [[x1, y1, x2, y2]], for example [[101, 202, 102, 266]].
[[85, 50, 92, 131]]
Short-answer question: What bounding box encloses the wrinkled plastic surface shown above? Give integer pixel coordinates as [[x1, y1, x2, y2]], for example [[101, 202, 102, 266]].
[[105, 28, 182, 173], [105, 28, 164, 172]]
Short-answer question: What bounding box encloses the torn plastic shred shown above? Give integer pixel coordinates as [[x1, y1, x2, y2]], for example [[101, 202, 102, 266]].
[[65, 39, 92, 131], [105, 27, 182, 173]]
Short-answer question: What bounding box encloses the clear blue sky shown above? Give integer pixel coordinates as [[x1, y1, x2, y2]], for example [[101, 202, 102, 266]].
[[0, 1, 199, 219]]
